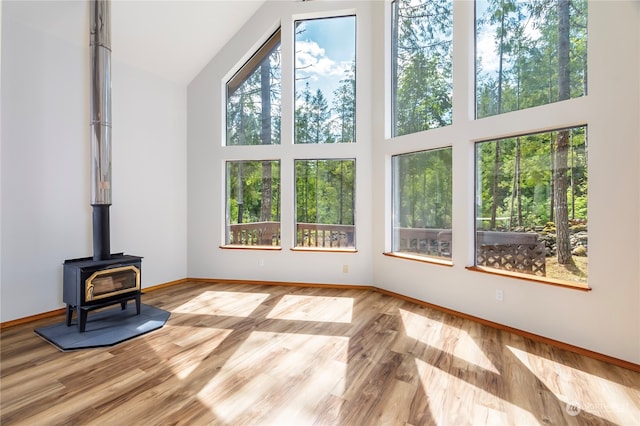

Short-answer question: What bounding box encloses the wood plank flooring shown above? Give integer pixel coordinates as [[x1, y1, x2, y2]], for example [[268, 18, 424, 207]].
[[1, 281, 639, 425]]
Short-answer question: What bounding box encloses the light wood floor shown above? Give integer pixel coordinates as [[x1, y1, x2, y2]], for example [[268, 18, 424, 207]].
[[1, 282, 639, 425]]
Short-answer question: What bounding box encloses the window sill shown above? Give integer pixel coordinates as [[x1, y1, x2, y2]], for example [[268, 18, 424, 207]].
[[466, 266, 592, 292], [383, 252, 453, 267], [220, 245, 282, 251], [290, 247, 357, 253]]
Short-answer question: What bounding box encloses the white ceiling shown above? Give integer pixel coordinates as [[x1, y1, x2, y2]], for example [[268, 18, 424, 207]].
[[5, 0, 275, 86], [111, 0, 270, 85]]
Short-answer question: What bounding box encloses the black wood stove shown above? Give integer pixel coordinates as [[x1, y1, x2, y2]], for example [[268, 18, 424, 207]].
[[63, 0, 143, 332], [63, 253, 142, 332]]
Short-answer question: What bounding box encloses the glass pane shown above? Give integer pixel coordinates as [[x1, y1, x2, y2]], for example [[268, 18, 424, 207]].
[[225, 160, 281, 246], [392, 0, 453, 136], [295, 16, 356, 144], [476, 0, 588, 118], [226, 30, 281, 145], [295, 159, 355, 248], [392, 147, 453, 260], [475, 126, 588, 284]]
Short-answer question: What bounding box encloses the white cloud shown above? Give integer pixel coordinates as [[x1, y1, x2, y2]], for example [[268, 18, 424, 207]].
[[296, 40, 350, 80], [476, 30, 499, 73]]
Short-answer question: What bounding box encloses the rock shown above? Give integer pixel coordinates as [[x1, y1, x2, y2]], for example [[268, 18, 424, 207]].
[[572, 245, 587, 256], [570, 224, 587, 233]]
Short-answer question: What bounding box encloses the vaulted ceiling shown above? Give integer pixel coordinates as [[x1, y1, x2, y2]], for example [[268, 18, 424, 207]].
[[111, 0, 270, 85], [4, 0, 279, 85]]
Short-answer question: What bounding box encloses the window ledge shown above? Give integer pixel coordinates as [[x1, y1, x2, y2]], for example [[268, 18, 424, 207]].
[[466, 266, 591, 291], [383, 252, 453, 267], [290, 247, 357, 253], [220, 245, 282, 251]]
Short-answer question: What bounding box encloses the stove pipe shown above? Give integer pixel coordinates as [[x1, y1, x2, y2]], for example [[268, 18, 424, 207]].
[[90, 0, 112, 261]]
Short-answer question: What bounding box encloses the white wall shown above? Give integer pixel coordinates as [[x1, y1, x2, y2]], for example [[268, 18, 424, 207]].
[[188, 0, 639, 364], [187, 1, 375, 287], [0, 1, 187, 322]]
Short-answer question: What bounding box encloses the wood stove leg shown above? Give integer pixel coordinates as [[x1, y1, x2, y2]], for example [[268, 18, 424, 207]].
[[79, 309, 88, 333], [66, 305, 74, 327], [120, 300, 127, 310], [135, 293, 141, 315]]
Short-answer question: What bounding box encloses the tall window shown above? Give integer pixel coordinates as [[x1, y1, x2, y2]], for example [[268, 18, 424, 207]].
[[476, 0, 588, 118], [295, 16, 356, 144], [391, 0, 453, 136], [225, 160, 281, 247], [295, 159, 355, 249], [227, 30, 281, 146], [475, 126, 588, 284], [392, 148, 453, 260]]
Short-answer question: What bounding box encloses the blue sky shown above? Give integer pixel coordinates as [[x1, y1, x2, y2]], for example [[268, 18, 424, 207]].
[[295, 15, 356, 109]]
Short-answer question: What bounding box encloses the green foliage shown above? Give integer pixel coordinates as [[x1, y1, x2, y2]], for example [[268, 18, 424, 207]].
[[393, 147, 453, 229], [332, 62, 356, 143], [295, 160, 355, 225], [476, 126, 587, 231], [226, 161, 281, 224], [296, 84, 334, 144], [226, 44, 281, 146], [295, 68, 356, 144], [476, 0, 588, 117], [392, 0, 453, 136]]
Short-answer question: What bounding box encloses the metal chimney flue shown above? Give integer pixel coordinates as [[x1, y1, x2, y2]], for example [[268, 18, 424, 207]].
[[90, 0, 112, 261]]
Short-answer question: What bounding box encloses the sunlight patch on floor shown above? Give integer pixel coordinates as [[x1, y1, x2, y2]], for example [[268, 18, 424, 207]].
[[266, 295, 353, 323], [414, 357, 534, 425], [507, 345, 640, 424], [400, 308, 499, 373], [166, 327, 233, 380], [173, 290, 270, 316], [197, 331, 348, 424]]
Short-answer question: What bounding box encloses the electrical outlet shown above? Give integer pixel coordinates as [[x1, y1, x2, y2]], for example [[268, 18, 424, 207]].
[[259, 259, 265, 267], [495, 289, 504, 301], [342, 264, 349, 273]]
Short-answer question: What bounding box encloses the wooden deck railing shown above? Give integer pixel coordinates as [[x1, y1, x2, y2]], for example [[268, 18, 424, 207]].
[[395, 227, 452, 258], [296, 223, 355, 248], [396, 228, 546, 275], [476, 230, 546, 276], [228, 223, 544, 274], [228, 222, 281, 246], [227, 222, 355, 248]]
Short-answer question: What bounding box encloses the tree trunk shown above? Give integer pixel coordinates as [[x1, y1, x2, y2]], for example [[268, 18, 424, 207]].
[[260, 61, 272, 228], [237, 93, 246, 224], [516, 140, 523, 227], [237, 162, 244, 224], [490, 1, 506, 229], [509, 137, 522, 229], [339, 161, 344, 224], [549, 133, 555, 222], [391, 0, 400, 135], [555, 130, 572, 264], [554, 0, 574, 265], [490, 141, 501, 229]]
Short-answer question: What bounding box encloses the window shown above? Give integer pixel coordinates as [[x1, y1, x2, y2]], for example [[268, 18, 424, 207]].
[[476, 0, 587, 118], [391, 0, 453, 136], [225, 160, 281, 247], [475, 126, 588, 284], [227, 30, 281, 145], [295, 16, 356, 144], [295, 159, 355, 249], [222, 8, 361, 251], [392, 147, 453, 261]]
